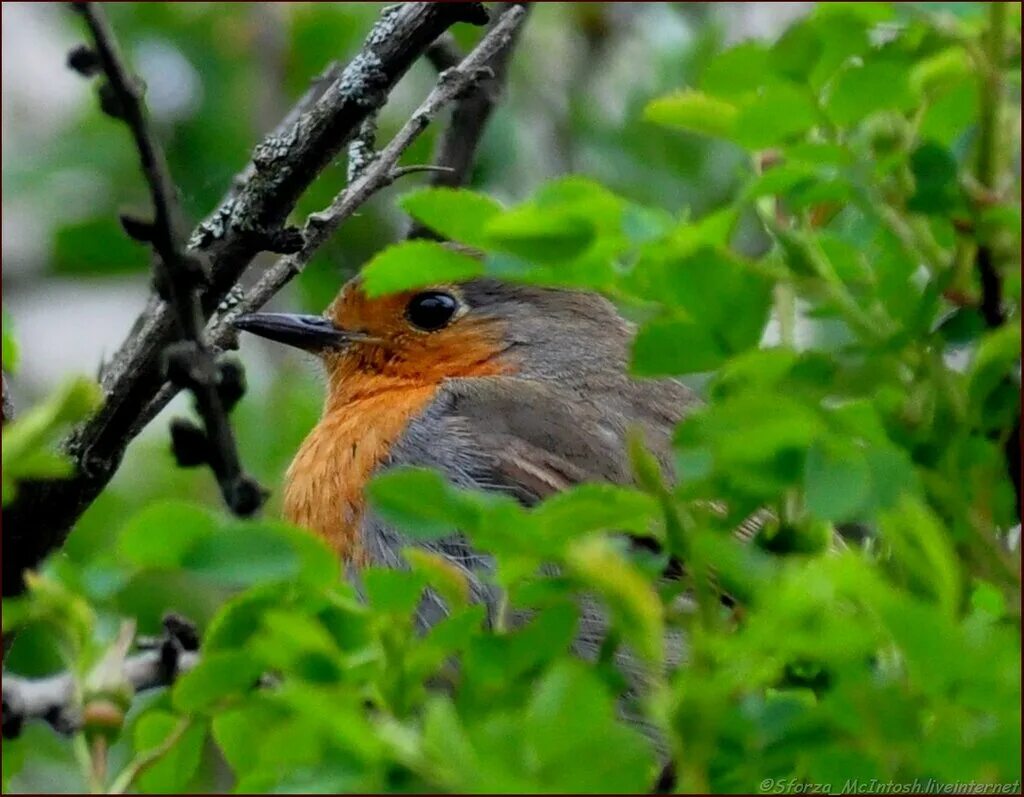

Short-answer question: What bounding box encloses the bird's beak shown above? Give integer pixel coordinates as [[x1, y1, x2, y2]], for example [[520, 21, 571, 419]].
[[232, 312, 367, 352]]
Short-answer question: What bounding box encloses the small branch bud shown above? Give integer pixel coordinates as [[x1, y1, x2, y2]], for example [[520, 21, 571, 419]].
[[67, 45, 101, 76], [216, 358, 246, 412], [169, 418, 210, 467], [118, 212, 155, 242]]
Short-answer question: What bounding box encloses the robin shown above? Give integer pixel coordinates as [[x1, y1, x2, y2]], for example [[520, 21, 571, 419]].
[[234, 272, 703, 619]]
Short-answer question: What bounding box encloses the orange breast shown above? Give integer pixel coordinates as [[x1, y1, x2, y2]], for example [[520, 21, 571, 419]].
[[283, 304, 516, 563], [283, 381, 437, 563]]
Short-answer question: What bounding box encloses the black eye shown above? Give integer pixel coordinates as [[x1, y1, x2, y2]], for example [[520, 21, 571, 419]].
[[405, 291, 459, 331]]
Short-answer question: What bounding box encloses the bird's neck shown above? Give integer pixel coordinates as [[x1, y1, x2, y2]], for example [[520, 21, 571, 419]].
[[283, 376, 437, 562]]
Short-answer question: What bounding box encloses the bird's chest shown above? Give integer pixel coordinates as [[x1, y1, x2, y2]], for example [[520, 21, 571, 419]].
[[283, 384, 438, 563]]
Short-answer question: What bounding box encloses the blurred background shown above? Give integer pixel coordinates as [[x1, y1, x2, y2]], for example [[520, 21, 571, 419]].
[[2, 4, 1005, 792], [2, 1, 811, 522]]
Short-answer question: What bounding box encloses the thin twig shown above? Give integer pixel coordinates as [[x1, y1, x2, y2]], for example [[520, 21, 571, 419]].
[[130, 5, 529, 430], [2, 615, 199, 738], [975, 1, 1007, 329], [425, 32, 464, 73], [75, 2, 264, 516], [409, 3, 531, 240], [2, 2, 489, 597], [108, 717, 192, 794]]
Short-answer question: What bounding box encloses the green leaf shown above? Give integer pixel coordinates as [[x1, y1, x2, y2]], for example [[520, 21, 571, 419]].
[[132, 712, 205, 794], [182, 521, 337, 588], [566, 536, 663, 664], [360, 241, 483, 297], [2, 376, 103, 504], [734, 83, 820, 148], [803, 441, 871, 522], [53, 217, 147, 277], [880, 498, 961, 616], [628, 246, 771, 375], [826, 60, 915, 126], [701, 43, 774, 99], [908, 142, 960, 214], [532, 484, 660, 540], [172, 651, 264, 712], [484, 205, 596, 265], [643, 90, 739, 139], [631, 316, 730, 376], [399, 187, 505, 247], [363, 567, 427, 615], [117, 501, 220, 569], [2, 310, 19, 374], [522, 661, 656, 792], [367, 467, 467, 540], [968, 325, 1021, 424], [211, 698, 288, 774]]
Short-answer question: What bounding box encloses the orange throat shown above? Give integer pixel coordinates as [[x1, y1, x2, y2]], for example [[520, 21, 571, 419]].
[[283, 381, 437, 564]]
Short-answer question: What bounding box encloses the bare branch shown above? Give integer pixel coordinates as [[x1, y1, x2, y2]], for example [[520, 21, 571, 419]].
[[425, 32, 464, 73], [131, 5, 530, 430], [409, 2, 530, 241], [2, 615, 199, 738], [2, 2, 489, 597], [74, 2, 265, 518]]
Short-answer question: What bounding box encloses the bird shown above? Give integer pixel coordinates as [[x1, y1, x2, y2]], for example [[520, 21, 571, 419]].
[[233, 272, 708, 625]]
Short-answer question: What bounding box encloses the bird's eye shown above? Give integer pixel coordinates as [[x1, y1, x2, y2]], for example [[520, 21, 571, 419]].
[[405, 291, 459, 332]]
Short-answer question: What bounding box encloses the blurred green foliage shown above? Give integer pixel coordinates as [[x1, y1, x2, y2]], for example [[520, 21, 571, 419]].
[[3, 2, 1021, 794]]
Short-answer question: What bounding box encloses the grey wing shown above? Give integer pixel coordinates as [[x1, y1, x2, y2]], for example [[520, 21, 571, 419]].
[[360, 374, 697, 624]]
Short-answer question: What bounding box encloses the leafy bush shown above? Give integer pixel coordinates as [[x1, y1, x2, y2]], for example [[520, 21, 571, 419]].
[[3, 3, 1020, 793]]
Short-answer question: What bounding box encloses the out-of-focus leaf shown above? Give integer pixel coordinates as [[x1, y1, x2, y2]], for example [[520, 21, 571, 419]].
[[117, 501, 220, 569], [908, 142, 960, 214], [132, 711, 205, 794], [2, 377, 103, 504], [804, 441, 871, 522], [566, 536, 663, 664], [826, 60, 916, 126], [643, 90, 739, 139], [2, 310, 19, 374], [172, 651, 264, 713]]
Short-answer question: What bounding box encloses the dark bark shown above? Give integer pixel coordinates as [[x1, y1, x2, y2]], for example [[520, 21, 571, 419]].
[[2, 2, 489, 597], [408, 2, 530, 239]]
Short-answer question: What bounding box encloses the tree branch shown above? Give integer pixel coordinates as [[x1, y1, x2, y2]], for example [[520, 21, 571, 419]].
[[409, 2, 530, 241], [74, 2, 265, 518], [976, 1, 1007, 329], [2, 615, 199, 739], [2, 2, 489, 597]]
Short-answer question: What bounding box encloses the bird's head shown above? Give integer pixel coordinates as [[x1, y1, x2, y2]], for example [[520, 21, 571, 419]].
[[233, 276, 517, 392], [234, 273, 630, 394]]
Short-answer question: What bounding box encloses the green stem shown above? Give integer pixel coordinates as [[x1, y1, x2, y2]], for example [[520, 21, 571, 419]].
[[108, 718, 191, 794], [977, 2, 1006, 193], [774, 283, 797, 349], [72, 733, 102, 794]]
